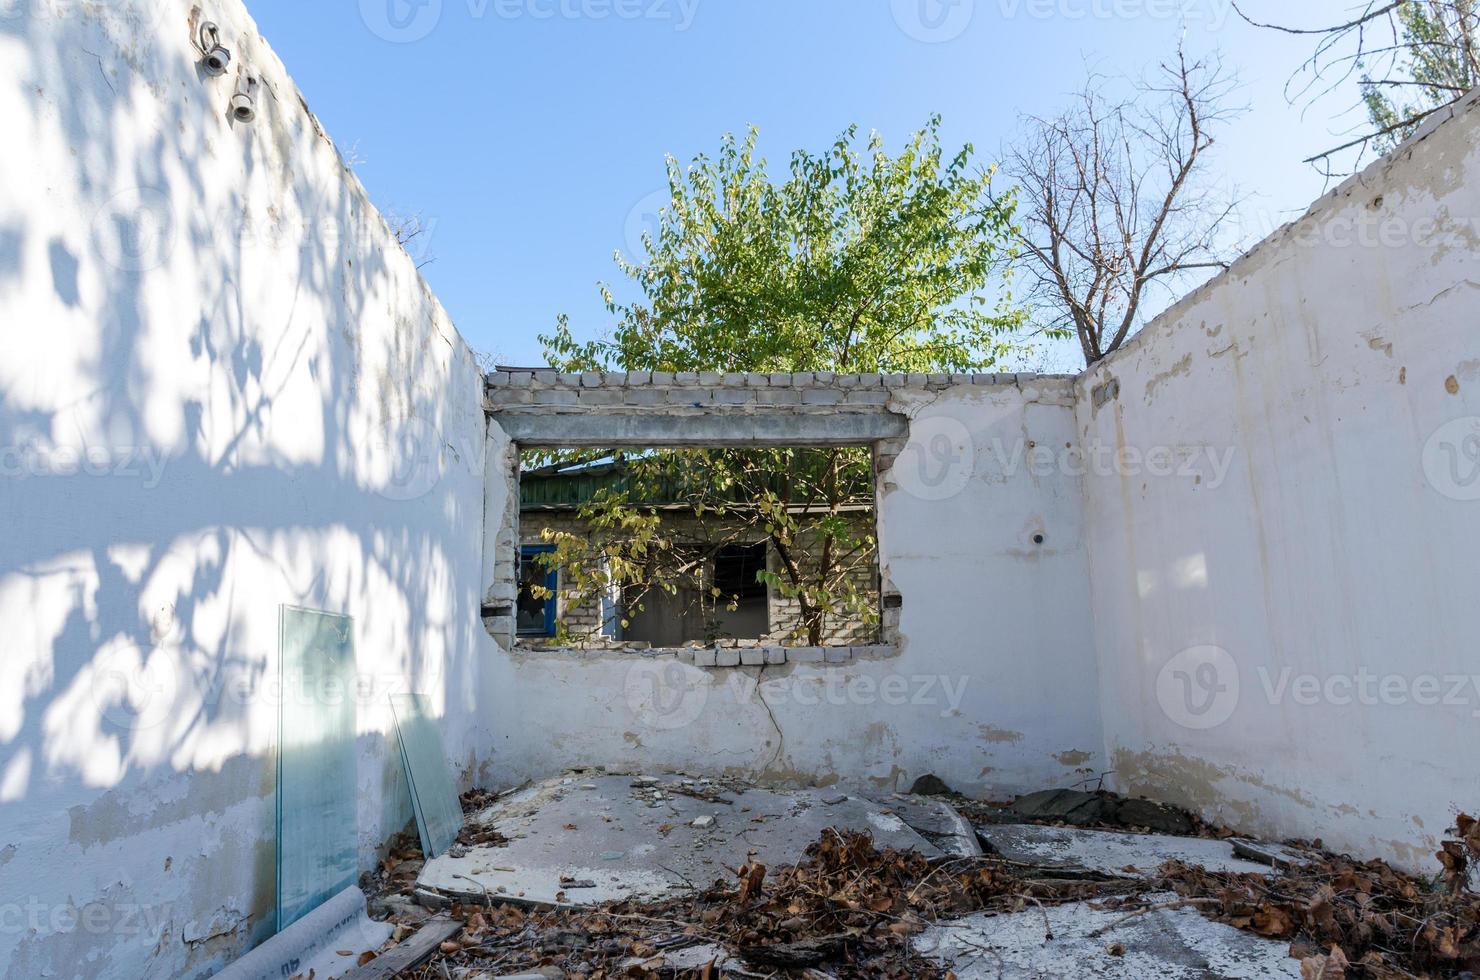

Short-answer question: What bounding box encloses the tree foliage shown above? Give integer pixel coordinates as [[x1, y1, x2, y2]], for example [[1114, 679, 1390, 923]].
[[1236, 0, 1479, 172], [530, 119, 1024, 645], [542, 115, 1024, 375]]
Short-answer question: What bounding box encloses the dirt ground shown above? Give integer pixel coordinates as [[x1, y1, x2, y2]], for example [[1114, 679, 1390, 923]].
[[348, 773, 1480, 979]]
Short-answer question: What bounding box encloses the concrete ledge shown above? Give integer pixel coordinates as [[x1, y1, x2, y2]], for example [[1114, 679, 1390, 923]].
[[487, 370, 1065, 395], [494, 410, 907, 448], [508, 644, 898, 666]]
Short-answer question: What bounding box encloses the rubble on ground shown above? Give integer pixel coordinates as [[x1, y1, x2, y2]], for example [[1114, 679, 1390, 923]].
[[959, 786, 1201, 836], [348, 777, 1480, 979], [409, 773, 965, 908]]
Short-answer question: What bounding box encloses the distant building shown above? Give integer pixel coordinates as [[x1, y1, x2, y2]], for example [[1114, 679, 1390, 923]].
[[518, 458, 879, 647]]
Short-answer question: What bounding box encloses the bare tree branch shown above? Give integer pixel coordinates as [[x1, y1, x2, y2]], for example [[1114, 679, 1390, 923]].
[[1236, 0, 1479, 174], [1000, 46, 1240, 365], [385, 210, 438, 268]]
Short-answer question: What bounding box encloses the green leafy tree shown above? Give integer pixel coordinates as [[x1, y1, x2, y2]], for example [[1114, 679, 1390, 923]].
[[530, 118, 1025, 645], [1361, 1, 1479, 152]]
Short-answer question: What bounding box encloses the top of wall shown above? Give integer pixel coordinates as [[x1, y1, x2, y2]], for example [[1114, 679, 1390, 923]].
[[482, 370, 1077, 446], [486, 368, 1073, 400], [231, 2, 476, 365], [1081, 85, 1480, 383]]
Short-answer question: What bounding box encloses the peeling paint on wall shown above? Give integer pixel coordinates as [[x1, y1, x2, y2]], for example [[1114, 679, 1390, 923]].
[[1080, 89, 1480, 873]]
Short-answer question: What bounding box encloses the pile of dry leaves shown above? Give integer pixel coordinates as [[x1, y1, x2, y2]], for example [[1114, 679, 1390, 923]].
[[408, 829, 1135, 978], [1156, 814, 1480, 978], [394, 809, 1480, 979]]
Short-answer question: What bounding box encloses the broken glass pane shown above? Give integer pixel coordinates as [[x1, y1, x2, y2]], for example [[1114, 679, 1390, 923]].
[[390, 693, 464, 859], [277, 606, 358, 932], [517, 546, 557, 637]]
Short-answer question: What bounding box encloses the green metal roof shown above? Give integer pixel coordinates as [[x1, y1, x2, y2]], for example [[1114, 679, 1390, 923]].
[[519, 459, 874, 511]]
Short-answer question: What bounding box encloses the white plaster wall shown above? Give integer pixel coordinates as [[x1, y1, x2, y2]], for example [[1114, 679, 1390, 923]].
[[479, 381, 1106, 797], [1076, 90, 1480, 870], [0, 2, 491, 975]]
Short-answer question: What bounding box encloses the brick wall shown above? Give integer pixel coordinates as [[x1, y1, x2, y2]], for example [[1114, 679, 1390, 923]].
[[520, 509, 879, 647], [487, 369, 1050, 411], [483, 369, 1073, 650]]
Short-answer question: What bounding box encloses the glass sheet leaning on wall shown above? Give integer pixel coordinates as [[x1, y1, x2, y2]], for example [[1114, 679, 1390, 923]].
[[390, 693, 464, 859], [277, 606, 358, 931]]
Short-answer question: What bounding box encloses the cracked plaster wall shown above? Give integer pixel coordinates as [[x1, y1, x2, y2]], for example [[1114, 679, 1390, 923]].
[[1075, 89, 1480, 871], [6, 0, 1480, 973], [478, 377, 1107, 800], [0, 2, 491, 975]]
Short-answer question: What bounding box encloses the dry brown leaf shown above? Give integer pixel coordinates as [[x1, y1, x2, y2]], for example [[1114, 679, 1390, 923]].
[[1300, 945, 1349, 979]]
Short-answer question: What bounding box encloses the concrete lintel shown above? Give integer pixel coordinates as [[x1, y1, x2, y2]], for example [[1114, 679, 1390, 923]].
[[492, 410, 907, 447]]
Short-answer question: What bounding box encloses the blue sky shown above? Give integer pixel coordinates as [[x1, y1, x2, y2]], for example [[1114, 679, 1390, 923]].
[[247, 0, 1367, 371]]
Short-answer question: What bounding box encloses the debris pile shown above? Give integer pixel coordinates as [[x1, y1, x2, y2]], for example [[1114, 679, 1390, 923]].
[[1157, 814, 1480, 977], [400, 828, 1136, 979], [356, 782, 1480, 979], [957, 787, 1209, 838]]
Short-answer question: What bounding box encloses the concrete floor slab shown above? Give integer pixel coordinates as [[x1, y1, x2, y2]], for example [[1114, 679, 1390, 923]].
[[871, 794, 982, 858], [915, 894, 1303, 979], [416, 775, 942, 907], [978, 823, 1274, 877]]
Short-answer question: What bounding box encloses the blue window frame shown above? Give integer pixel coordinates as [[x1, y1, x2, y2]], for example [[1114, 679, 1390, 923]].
[[517, 545, 558, 637]]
